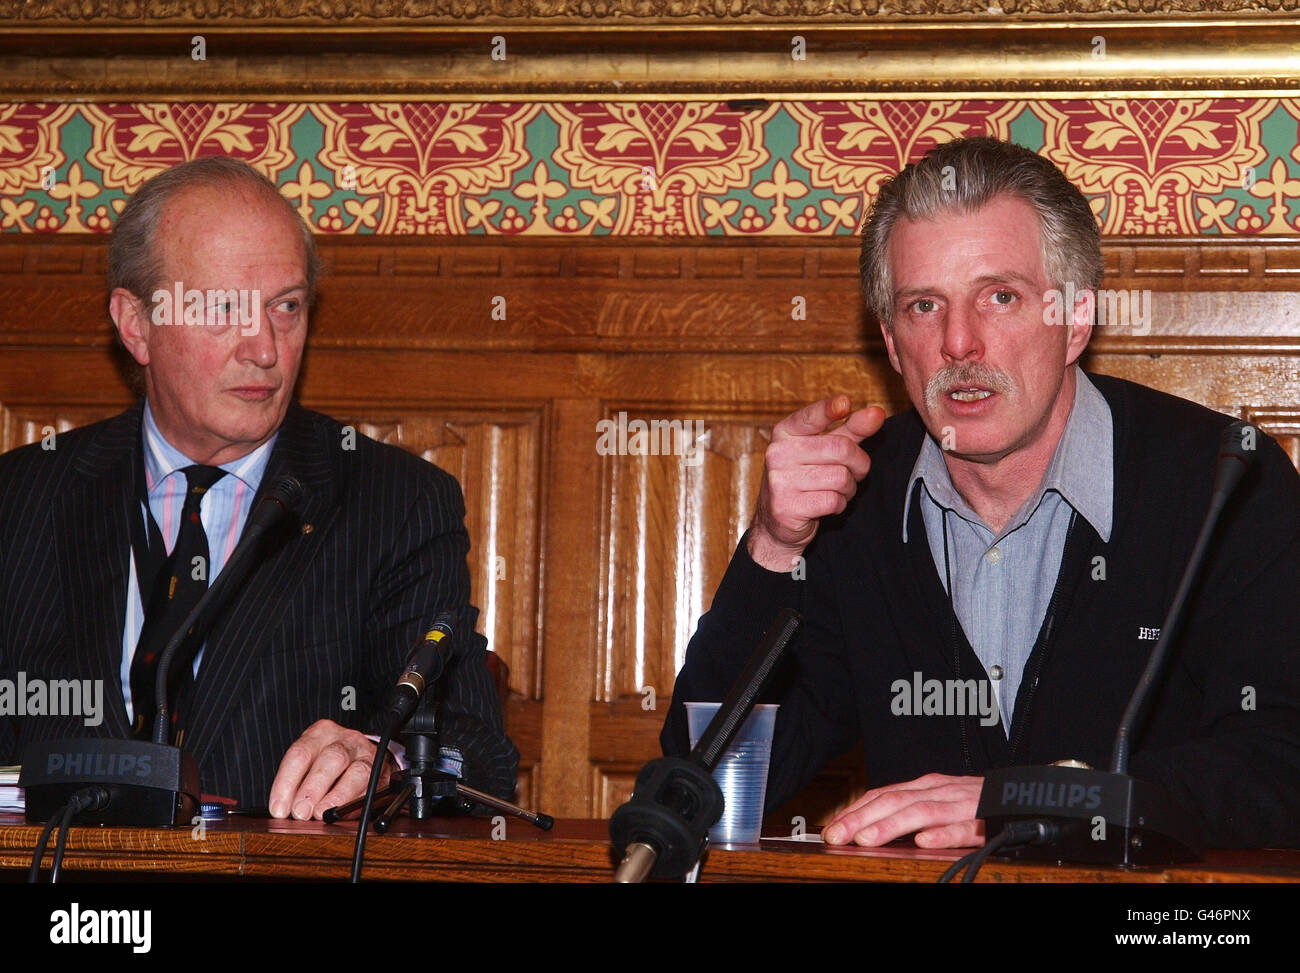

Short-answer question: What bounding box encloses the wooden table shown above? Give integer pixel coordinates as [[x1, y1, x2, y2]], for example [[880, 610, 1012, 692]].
[[2, 814, 1298, 882]]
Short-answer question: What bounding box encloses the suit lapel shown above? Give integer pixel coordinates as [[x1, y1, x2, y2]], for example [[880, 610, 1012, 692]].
[[184, 403, 342, 766], [51, 403, 143, 739]]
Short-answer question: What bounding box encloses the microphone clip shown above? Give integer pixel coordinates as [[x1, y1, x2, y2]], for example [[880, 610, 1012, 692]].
[[609, 756, 724, 881]]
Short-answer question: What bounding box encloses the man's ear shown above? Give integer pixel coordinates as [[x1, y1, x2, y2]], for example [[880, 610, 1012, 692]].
[[880, 319, 903, 374], [1065, 287, 1095, 366], [109, 288, 152, 367]]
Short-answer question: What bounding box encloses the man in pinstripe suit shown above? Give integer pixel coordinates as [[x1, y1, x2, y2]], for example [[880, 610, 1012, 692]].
[[0, 157, 518, 817]]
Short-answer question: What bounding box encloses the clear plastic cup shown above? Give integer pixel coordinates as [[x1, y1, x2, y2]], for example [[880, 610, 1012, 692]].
[[685, 702, 778, 845]]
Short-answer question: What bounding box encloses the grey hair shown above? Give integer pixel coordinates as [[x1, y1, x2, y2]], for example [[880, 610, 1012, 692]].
[[859, 136, 1102, 328], [107, 155, 322, 308]]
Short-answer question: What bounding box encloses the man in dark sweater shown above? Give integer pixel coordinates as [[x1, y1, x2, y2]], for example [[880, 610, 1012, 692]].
[[661, 137, 1300, 850]]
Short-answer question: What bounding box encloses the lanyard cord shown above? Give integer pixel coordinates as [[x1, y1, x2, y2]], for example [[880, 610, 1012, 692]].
[[940, 504, 1080, 768], [1007, 510, 1078, 763], [940, 508, 975, 773]]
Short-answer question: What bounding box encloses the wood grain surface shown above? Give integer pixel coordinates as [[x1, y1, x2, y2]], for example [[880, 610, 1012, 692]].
[[3, 815, 1298, 883]]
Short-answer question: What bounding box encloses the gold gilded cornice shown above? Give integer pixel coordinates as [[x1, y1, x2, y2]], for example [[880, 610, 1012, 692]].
[[1, 3, 1297, 98], [5, 0, 1300, 23]]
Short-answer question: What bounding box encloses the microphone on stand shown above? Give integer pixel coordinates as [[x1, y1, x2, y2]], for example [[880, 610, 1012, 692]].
[[334, 612, 555, 882], [342, 612, 460, 883], [379, 611, 458, 737], [975, 421, 1260, 866], [609, 608, 801, 883], [21, 474, 305, 830]]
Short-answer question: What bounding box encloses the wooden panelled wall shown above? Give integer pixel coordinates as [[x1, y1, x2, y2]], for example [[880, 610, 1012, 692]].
[[2, 235, 1300, 823]]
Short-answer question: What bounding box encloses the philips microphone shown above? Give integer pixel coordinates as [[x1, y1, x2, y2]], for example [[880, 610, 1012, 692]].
[[977, 421, 1260, 866]]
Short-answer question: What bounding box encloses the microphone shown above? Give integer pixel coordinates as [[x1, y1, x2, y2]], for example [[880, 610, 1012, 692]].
[[1110, 421, 1256, 776], [342, 611, 462, 882], [20, 474, 305, 828], [609, 608, 801, 882], [381, 611, 459, 736], [976, 421, 1260, 866], [1212, 419, 1257, 500]]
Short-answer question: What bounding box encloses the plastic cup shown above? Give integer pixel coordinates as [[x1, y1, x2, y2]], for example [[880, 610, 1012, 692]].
[[684, 702, 778, 845]]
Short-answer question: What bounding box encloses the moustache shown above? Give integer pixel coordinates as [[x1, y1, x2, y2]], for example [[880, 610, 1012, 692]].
[[924, 363, 1015, 414]]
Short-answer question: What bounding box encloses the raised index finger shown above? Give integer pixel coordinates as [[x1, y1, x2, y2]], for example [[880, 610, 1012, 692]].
[[774, 395, 852, 441], [827, 405, 886, 442]]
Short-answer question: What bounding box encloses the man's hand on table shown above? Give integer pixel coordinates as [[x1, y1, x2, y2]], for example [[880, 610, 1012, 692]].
[[268, 719, 395, 820], [822, 773, 986, 849]]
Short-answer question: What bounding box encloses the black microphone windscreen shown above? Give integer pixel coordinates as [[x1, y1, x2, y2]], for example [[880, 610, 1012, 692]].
[[1218, 420, 1259, 468], [266, 474, 305, 513], [1212, 421, 1259, 500]]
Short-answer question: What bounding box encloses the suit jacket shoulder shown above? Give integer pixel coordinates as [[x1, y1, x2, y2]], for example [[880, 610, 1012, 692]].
[[0, 405, 140, 519]]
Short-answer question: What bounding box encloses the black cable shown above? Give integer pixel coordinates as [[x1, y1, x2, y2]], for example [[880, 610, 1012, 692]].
[[350, 727, 395, 884], [939, 848, 980, 884], [27, 813, 64, 883], [937, 819, 1063, 884], [961, 828, 1017, 883], [29, 786, 111, 884], [49, 803, 77, 884]]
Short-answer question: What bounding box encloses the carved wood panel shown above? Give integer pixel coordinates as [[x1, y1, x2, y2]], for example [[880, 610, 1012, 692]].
[[337, 411, 544, 701], [1, 406, 121, 453], [1241, 409, 1300, 469], [597, 415, 771, 705]]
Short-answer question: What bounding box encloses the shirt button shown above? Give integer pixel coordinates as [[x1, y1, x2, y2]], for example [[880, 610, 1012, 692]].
[[986, 546, 1003, 564], [990, 665, 1004, 680]]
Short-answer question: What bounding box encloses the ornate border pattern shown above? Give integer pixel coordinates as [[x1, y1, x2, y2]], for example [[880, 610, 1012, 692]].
[[3, 98, 1298, 237]]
